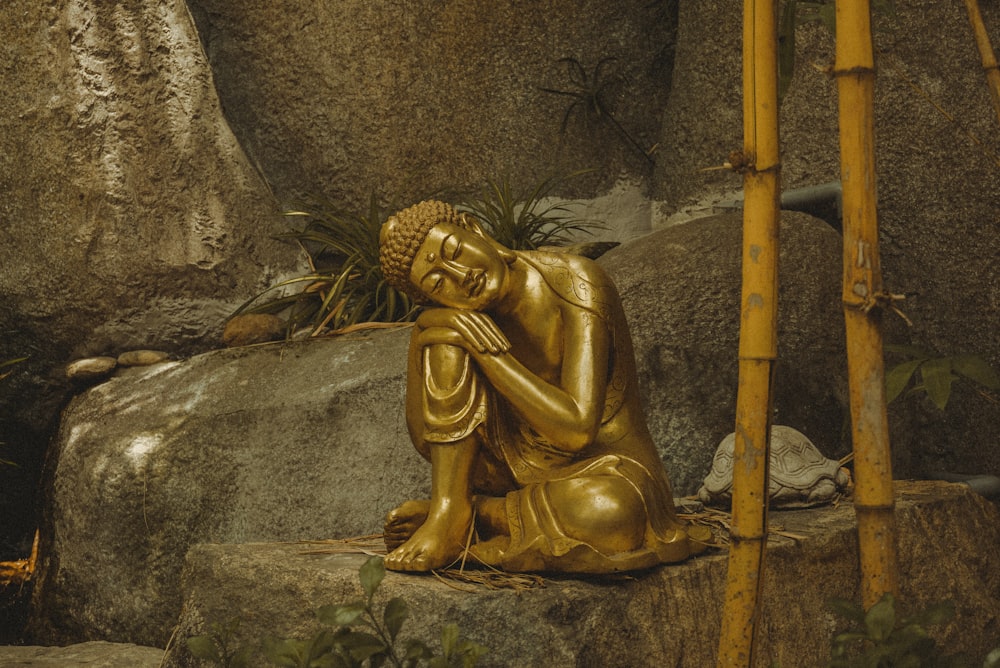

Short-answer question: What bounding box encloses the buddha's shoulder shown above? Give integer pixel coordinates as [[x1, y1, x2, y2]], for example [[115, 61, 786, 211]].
[[518, 250, 619, 313], [519, 249, 610, 282]]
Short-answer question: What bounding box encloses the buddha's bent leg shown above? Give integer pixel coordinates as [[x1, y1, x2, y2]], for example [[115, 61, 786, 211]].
[[545, 475, 647, 554], [386, 343, 484, 572], [385, 434, 479, 571]]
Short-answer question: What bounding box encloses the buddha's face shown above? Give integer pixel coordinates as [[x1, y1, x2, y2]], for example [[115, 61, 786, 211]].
[[409, 222, 508, 310]]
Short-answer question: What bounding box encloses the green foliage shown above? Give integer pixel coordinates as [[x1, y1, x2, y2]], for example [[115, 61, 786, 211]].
[[237, 195, 419, 337], [884, 344, 1000, 410], [186, 557, 486, 668], [458, 172, 603, 251], [539, 57, 655, 164], [826, 593, 967, 667], [187, 618, 254, 668], [238, 174, 604, 337]]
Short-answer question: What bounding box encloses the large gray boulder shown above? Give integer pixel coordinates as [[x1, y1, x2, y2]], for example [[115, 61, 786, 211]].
[[0, 0, 298, 557], [163, 482, 1000, 667], [0, 0, 296, 361], [30, 211, 846, 646], [30, 329, 424, 645]]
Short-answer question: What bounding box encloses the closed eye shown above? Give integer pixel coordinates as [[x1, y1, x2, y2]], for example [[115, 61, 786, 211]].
[[442, 234, 462, 260], [423, 273, 444, 294]]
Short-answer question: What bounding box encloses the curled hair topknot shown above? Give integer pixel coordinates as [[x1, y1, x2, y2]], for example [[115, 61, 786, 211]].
[[379, 200, 461, 303]]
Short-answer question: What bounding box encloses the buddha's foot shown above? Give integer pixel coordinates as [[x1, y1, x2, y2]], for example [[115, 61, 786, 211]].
[[384, 503, 472, 572], [384, 499, 430, 552]]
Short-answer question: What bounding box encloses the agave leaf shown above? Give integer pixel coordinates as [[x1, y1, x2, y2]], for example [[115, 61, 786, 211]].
[[233, 275, 325, 315], [0, 357, 28, 371]]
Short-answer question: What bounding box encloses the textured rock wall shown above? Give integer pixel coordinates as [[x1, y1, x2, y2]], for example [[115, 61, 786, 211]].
[[186, 0, 676, 208], [605, 211, 847, 490], [0, 0, 298, 555], [0, 0, 296, 358]]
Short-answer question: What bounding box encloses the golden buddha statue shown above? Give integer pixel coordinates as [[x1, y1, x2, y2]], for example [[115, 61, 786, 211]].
[[378, 200, 709, 573]]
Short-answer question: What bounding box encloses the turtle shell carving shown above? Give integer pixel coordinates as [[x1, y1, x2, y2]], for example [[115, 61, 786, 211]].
[[698, 425, 850, 509]]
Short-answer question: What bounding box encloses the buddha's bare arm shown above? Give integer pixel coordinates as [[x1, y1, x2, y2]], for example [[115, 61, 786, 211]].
[[415, 304, 609, 453]]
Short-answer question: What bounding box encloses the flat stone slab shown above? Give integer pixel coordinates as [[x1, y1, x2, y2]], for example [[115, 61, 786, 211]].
[[0, 641, 163, 667], [164, 481, 1000, 667]]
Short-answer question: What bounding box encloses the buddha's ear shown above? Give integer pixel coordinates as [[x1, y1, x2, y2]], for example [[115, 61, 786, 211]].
[[457, 212, 486, 236], [459, 213, 516, 264], [380, 216, 399, 247]]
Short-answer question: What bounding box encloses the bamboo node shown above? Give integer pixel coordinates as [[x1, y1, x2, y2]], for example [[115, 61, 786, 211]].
[[727, 149, 751, 173], [831, 65, 876, 78], [844, 290, 911, 325]]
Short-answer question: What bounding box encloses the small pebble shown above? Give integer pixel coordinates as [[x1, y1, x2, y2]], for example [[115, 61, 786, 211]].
[[117, 350, 170, 367], [222, 313, 286, 347], [66, 356, 117, 381]]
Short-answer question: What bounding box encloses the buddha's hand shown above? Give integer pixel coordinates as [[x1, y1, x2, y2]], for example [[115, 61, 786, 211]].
[[415, 307, 510, 355]]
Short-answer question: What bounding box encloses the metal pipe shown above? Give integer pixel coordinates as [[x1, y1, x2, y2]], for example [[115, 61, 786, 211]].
[[716, 180, 843, 231]]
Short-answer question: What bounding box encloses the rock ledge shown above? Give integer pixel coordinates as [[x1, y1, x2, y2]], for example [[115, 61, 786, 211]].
[[164, 481, 1000, 667]]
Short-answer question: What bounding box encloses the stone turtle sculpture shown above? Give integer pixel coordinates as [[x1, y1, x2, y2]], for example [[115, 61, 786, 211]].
[[698, 425, 850, 509]]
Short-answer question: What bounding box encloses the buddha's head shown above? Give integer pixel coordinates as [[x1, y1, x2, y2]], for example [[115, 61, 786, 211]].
[[380, 200, 514, 310]]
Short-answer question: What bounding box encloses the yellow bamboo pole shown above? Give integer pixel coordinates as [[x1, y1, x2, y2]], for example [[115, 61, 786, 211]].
[[717, 0, 780, 664], [963, 0, 1000, 126], [834, 1, 899, 609]]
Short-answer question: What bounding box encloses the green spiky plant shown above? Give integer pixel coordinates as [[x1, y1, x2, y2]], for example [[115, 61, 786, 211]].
[[236, 175, 603, 339], [457, 172, 603, 251], [539, 57, 655, 165], [235, 195, 419, 338]]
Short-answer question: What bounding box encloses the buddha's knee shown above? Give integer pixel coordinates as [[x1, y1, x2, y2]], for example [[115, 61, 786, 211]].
[[548, 476, 646, 552], [424, 343, 472, 390]]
